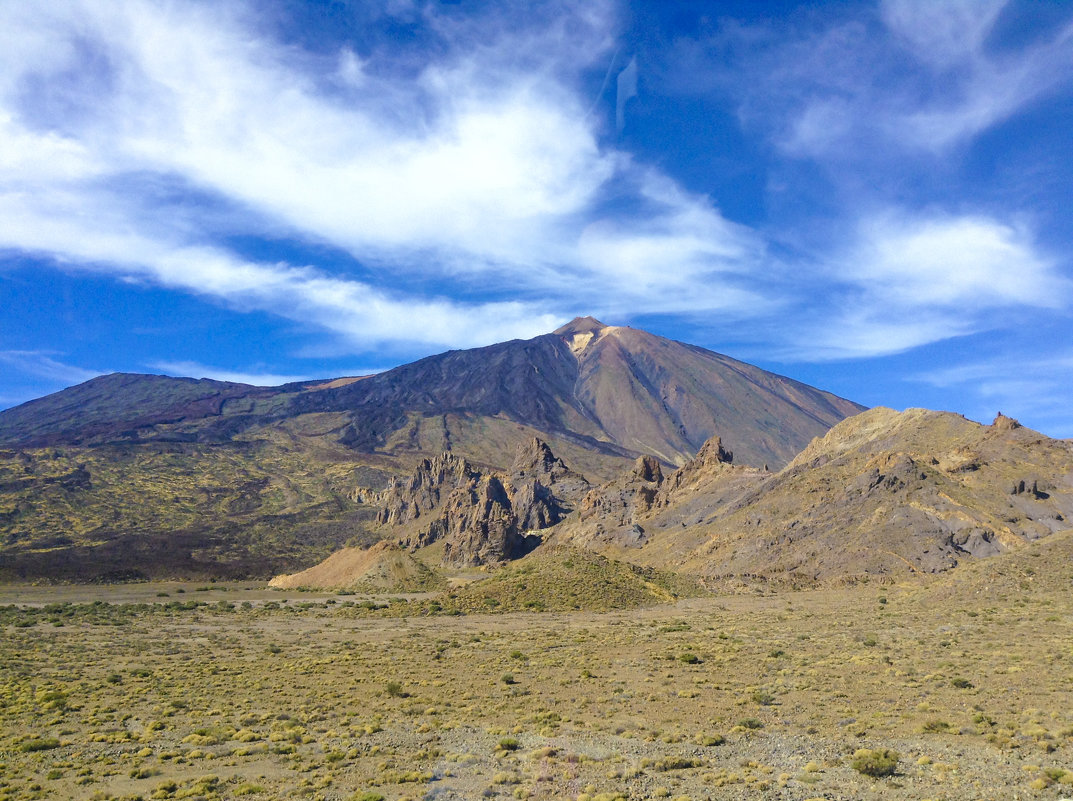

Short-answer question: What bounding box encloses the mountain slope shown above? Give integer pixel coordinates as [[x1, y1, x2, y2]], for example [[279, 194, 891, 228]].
[[275, 316, 864, 470], [0, 373, 281, 447], [559, 317, 863, 467], [0, 435, 396, 581], [0, 317, 866, 581], [0, 318, 863, 471]]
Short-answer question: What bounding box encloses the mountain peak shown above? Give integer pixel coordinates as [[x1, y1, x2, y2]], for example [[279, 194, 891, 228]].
[[554, 316, 614, 358], [553, 316, 607, 336]]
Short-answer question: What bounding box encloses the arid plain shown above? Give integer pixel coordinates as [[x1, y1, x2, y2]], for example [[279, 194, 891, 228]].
[[4, 529, 1073, 801]]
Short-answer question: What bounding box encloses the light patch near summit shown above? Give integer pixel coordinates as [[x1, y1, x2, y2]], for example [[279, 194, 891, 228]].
[[567, 324, 623, 357], [569, 331, 594, 355]]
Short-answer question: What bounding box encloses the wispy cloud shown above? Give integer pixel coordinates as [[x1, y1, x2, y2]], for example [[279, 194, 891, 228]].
[[150, 361, 314, 387], [914, 351, 1073, 436], [0, 0, 1069, 379], [575, 169, 770, 315], [0, 187, 563, 349], [874, 1, 1073, 152], [880, 0, 1007, 68], [654, 2, 1073, 361], [0, 350, 105, 385], [692, 1, 1073, 159]]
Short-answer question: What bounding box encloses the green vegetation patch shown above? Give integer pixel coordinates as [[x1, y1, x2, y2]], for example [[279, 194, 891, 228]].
[[438, 548, 702, 612]]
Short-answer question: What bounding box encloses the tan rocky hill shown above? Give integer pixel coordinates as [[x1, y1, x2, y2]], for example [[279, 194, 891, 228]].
[[435, 547, 699, 612], [268, 540, 444, 592], [552, 408, 1073, 587]]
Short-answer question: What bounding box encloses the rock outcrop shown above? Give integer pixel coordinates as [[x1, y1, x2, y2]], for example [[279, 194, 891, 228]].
[[656, 435, 734, 505], [437, 475, 521, 566], [376, 438, 591, 567], [992, 412, 1022, 431], [375, 452, 477, 526], [558, 434, 762, 551], [508, 437, 592, 531], [568, 456, 668, 548]]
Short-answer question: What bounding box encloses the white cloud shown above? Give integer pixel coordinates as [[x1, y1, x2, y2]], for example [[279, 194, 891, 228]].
[[795, 315, 972, 362], [0, 113, 98, 183], [0, 0, 760, 351], [0, 0, 616, 271], [789, 211, 1068, 360], [849, 214, 1063, 308], [336, 49, 367, 88], [575, 170, 770, 314], [1, 0, 1067, 374], [727, 1, 1073, 158], [0, 185, 562, 349], [881, 0, 1008, 68], [652, 5, 1073, 365], [920, 352, 1073, 389], [897, 28, 1073, 151], [780, 98, 855, 158]]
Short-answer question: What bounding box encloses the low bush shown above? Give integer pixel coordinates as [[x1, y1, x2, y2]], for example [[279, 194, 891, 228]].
[[851, 748, 899, 777], [19, 737, 60, 752]]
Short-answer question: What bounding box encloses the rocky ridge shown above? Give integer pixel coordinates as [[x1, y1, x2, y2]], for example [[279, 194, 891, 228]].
[[679, 409, 1073, 582], [296, 407, 1073, 589]]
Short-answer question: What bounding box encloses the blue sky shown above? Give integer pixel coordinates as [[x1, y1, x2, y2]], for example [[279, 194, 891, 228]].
[[1, 0, 1072, 436]]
